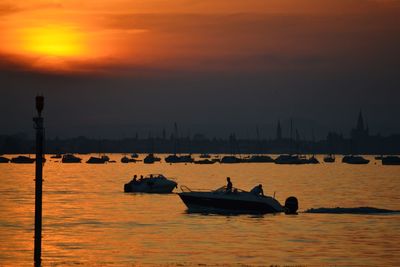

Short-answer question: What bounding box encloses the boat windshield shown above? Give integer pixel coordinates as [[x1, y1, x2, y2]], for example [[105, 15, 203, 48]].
[[213, 186, 247, 193], [146, 174, 166, 179]]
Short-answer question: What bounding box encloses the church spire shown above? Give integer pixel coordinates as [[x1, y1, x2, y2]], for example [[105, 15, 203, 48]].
[[357, 110, 364, 131], [276, 120, 282, 141]]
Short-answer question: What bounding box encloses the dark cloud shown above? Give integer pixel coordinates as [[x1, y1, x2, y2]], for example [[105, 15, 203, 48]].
[[1, 10, 400, 139]]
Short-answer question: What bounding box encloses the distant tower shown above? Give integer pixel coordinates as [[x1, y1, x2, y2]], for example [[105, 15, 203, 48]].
[[356, 110, 364, 132], [276, 120, 282, 141], [351, 110, 369, 141]]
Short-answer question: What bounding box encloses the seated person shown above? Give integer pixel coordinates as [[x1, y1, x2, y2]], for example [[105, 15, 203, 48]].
[[226, 177, 233, 193], [250, 184, 264, 196]]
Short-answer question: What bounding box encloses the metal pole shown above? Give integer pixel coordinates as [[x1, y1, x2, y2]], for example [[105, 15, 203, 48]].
[[34, 96, 44, 267]]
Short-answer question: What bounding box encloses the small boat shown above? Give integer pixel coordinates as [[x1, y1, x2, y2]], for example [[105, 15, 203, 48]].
[[0, 156, 10, 163], [86, 156, 107, 164], [274, 154, 305, 165], [10, 156, 35, 164], [101, 155, 110, 162], [220, 156, 242, 164], [323, 154, 335, 163], [178, 186, 298, 214], [143, 153, 161, 164], [50, 154, 62, 159], [199, 153, 211, 158], [342, 155, 369, 165], [62, 154, 82, 163], [165, 154, 194, 163], [243, 155, 274, 163], [382, 156, 400, 165], [121, 156, 139, 163], [124, 174, 177, 193], [194, 159, 216, 164], [307, 156, 320, 164]]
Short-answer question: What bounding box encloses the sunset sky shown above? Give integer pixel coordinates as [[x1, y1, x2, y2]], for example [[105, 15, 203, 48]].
[[1, 0, 400, 139]]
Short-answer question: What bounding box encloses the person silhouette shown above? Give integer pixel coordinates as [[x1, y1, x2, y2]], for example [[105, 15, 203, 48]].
[[226, 177, 232, 193], [250, 184, 264, 196]]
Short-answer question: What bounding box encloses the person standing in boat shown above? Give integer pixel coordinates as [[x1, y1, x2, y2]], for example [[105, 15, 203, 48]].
[[226, 177, 233, 193], [250, 184, 264, 196]]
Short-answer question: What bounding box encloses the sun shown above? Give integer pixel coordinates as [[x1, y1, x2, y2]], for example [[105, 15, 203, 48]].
[[19, 25, 86, 58]]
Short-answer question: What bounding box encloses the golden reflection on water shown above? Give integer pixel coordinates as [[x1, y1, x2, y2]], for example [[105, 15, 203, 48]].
[[0, 154, 399, 266]]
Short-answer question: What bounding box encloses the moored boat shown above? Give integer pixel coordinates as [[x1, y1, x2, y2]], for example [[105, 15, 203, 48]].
[[220, 156, 242, 164], [165, 154, 194, 163], [194, 159, 216, 164], [10, 156, 35, 164], [274, 154, 305, 165], [323, 154, 335, 163], [342, 155, 369, 165], [0, 156, 10, 163], [86, 156, 107, 164], [243, 155, 274, 163], [62, 154, 82, 163], [382, 156, 400, 165], [143, 153, 161, 164]]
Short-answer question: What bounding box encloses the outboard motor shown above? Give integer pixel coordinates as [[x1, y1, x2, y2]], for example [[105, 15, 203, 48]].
[[284, 196, 299, 214]]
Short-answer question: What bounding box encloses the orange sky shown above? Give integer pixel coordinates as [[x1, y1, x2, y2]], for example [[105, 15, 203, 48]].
[[0, 0, 399, 73]]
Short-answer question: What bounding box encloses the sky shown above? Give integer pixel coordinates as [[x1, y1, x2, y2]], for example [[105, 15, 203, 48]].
[[1, 0, 400, 139]]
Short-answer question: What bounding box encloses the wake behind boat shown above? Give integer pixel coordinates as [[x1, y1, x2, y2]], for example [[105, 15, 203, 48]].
[[178, 185, 298, 214]]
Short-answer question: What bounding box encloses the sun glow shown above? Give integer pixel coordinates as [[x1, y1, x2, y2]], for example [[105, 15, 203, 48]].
[[20, 26, 85, 58]]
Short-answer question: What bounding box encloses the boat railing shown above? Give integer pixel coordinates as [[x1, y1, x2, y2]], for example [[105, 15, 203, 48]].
[[180, 185, 210, 193]]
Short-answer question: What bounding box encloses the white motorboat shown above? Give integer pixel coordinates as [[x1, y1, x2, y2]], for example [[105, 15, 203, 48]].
[[124, 174, 177, 193], [178, 186, 298, 214]]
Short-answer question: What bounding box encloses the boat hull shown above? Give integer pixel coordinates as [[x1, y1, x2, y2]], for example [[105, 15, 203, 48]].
[[178, 192, 283, 214]]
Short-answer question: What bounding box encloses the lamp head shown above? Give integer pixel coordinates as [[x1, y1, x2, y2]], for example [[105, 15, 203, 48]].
[[36, 95, 44, 116]]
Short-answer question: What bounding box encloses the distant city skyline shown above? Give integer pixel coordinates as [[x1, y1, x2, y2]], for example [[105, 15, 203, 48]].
[[1, 1, 399, 140]]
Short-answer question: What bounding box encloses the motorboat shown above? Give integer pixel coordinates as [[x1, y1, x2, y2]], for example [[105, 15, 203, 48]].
[[323, 154, 335, 163], [194, 159, 216, 164], [243, 155, 274, 163], [121, 156, 138, 163], [124, 174, 177, 193], [62, 154, 82, 163], [178, 186, 298, 214], [307, 156, 320, 164], [50, 154, 62, 159], [165, 154, 194, 163], [342, 155, 369, 164], [220, 156, 242, 164], [143, 153, 161, 164], [274, 154, 306, 165], [101, 155, 110, 162], [86, 156, 107, 164], [0, 156, 10, 163], [382, 156, 400, 165], [10, 156, 35, 164]]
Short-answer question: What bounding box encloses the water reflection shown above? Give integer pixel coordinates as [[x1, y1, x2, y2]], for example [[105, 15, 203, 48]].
[[0, 154, 399, 266]]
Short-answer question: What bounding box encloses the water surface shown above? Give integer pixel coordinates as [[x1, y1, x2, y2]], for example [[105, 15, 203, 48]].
[[1, 154, 399, 266]]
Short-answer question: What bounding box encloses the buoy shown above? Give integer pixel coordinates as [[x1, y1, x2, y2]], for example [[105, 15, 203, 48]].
[[284, 196, 299, 214]]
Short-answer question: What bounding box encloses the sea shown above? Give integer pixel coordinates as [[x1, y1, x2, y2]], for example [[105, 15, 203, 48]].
[[0, 154, 399, 266]]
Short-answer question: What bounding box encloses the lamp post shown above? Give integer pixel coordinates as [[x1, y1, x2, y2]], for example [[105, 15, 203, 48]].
[[33, 95, 44, 266]]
